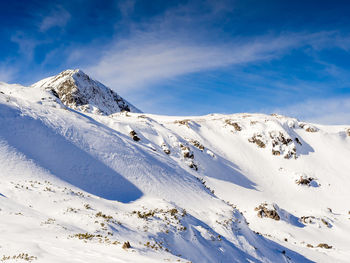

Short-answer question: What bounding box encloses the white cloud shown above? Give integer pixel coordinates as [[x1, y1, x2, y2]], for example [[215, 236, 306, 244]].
[[86, 33, 308, 92], [40, 7, 71, 32], [273, 97, 350, 125], [0, 64, 17, 83], [84, 1, 348, 94], [62, 0, 349, 97], [0, 71, 14, 83], [10, 33, 40, 61]]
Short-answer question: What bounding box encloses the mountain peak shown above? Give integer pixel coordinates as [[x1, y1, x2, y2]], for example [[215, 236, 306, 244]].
[[31, 69, 141, 115], [59, 68, 85, 76]]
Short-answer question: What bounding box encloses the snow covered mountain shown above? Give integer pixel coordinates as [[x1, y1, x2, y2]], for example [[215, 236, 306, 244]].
[[31, 69, 141, 115], [0, 70, 349, 263]]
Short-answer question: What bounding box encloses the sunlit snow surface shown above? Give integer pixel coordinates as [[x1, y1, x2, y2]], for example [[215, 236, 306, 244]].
[[0, 77, 349, 263]]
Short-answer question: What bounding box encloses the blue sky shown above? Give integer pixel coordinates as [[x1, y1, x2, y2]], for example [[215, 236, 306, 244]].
[[1, 0, 350, 123]]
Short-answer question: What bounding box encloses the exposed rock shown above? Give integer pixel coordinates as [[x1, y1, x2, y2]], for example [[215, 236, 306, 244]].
[[180, 144, 194, 159], [225, 120, 242, 131], [189, 162, 198, 171], [294, 137, 302, 145], [161, 143, 171, 155], [31, 69, 141, 115], [255, 203, 280, 221], [321, 218, 330, 227], [300, 216, 331, 228], [299, 123, 318, 132], [346, 128, 350, 136], [122, 241, 131, 249], [174, 119, 191, 127], [300, 216, 315, 224], [270, 131, 297, 159], [317, 243, 332, 249], [270, 132, 292, 145], [283, 148, 297, 159], [272, 150, 281, 155], [188, 140, 205, 151], [305, 127, 318, 132], [129, 130, 140, 141], [296, 176, 315, 186], [179, 144, 197, 170], [248, 135, 266, 148], [247, 130, 298, 159]]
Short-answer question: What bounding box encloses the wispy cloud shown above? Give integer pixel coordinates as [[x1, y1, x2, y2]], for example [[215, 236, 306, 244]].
[[6, 0, 349, 120], [10, 32, 40, 61], [86, 32, 314, 92], [273, 97, 350, 125], [81, 0, 350, 94], [39, 7, 71, 32], [0, 61, 17, 83]]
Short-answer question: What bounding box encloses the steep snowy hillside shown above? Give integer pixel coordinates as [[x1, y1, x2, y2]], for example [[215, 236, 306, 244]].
[[0, 72, 349, 263]]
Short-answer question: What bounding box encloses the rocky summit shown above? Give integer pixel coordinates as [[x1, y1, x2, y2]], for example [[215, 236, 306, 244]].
[[31, 69, 141, 115]]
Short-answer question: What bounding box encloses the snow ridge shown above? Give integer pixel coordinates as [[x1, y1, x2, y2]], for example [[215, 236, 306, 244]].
[[0, 71, 350, 263]]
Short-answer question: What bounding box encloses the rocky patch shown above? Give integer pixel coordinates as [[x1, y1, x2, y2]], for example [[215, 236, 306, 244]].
[[188, 139, 205, 151], [180, 144, 197, 170], [174, 119, 191, 127], [31, 69, 140, 115], [269, 131, 297, 159], [255, 203, 280, 221], [161, 143, 171, 155], [317, 243, 332, 249], [180, 144, 194, 159], [225, 120, 242, 131], [129, 130, 140, 141], [299, 123, 318, 132], [295, 175, 318, 187], [248, 134, 266, 148], [300, 216, 332, 228]]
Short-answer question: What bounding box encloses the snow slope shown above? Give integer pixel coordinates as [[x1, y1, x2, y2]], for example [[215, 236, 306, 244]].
[[0, 72, 349, 263]]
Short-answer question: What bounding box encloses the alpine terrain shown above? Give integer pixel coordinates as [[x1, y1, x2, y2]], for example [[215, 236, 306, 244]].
[[0, 69, 349, 263]]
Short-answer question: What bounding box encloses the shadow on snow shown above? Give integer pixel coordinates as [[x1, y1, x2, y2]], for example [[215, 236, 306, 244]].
[[0, 104, 143, 203]]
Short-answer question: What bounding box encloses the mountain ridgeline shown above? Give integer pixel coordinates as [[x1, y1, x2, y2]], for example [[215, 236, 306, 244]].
[[0, 70, 349, 263]]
